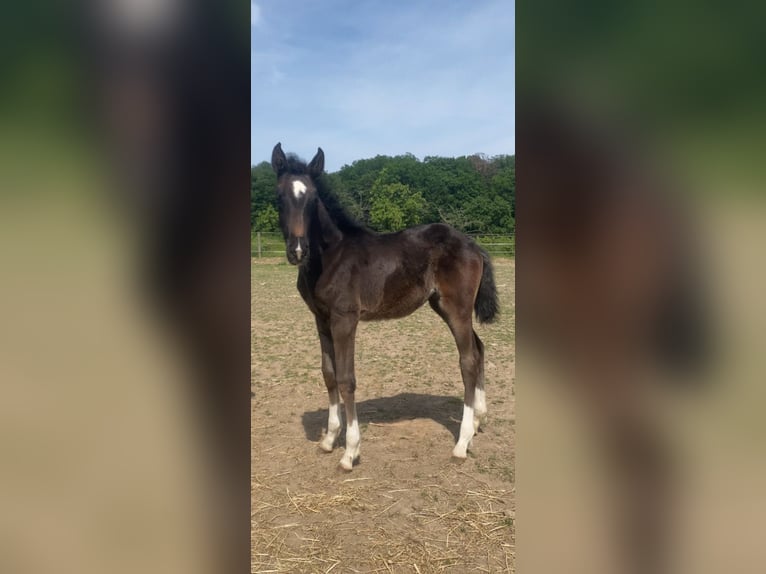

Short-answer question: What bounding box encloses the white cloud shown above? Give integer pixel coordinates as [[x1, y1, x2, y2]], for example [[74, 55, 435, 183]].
[[251, 2, 261, 27]]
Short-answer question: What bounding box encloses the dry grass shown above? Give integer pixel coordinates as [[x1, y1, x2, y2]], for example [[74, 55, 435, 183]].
[[252, 472, 514, 573], [252, 259, 515, 573]]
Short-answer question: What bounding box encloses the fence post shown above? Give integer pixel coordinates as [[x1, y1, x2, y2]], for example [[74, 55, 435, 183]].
[[257, 232, 262, 258]]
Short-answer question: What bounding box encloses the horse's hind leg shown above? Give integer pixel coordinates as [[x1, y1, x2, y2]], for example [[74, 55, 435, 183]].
[[454, 323, 485, 458], [429, 295, 484, 458], [473, 331, 487, 434], [316, 317, 341, 452]]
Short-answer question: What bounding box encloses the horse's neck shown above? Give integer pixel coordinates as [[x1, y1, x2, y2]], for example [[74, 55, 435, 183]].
[[301, 200, 340, 287], [314, 198, 343, 251]]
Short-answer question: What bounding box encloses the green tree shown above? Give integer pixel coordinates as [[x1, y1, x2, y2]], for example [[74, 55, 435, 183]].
[[368, 171, 425, 232], [251, 161, 277, 226], [253, 204, 279, 232], [251, 152, 515, 235], [490, 155, 515, 219]]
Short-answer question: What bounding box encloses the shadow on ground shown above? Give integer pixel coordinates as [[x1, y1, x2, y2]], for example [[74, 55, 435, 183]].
[[301, 392, 465, 445]]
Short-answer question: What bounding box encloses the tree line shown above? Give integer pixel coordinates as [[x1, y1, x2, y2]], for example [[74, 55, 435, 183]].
[[251, 152, 515, 235]]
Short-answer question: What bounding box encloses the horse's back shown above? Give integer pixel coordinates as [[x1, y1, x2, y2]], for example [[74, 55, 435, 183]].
[[400, 223, 483, 260]]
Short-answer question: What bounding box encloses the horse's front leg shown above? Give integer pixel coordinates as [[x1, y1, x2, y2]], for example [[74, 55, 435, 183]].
[[316, 317, 341, 452], [330, 312, 360, 471]]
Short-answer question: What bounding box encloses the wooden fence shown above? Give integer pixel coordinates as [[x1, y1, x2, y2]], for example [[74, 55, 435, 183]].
[[252, 232, 514, 258]]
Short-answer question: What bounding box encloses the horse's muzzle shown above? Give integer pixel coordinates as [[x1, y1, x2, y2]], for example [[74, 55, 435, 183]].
[[286, 237, 308, 265]]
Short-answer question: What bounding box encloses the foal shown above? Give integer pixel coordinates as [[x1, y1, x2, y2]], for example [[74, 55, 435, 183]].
[[271, 143, 499, 470]]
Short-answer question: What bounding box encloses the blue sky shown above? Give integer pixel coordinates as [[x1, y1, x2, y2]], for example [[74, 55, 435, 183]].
[[251, 0, 514, 171]]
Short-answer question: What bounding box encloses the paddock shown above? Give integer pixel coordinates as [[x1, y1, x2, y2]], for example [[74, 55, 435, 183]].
[[251, 257, 515, 573]]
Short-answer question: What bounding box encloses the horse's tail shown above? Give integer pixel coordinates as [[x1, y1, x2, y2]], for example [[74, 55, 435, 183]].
[[475, 248, 499, 324]]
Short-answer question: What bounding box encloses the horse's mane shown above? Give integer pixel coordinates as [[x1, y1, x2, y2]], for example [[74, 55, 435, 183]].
[[285, 153, 368, 235]]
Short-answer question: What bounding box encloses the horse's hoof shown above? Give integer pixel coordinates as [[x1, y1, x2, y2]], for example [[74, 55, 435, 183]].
[[338, 453, 360, 471], [451, 446, 468, 461], [318, 440, 334, 453]]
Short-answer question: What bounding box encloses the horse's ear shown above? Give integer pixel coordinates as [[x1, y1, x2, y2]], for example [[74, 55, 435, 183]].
[[271, 142, 288, 176], [307, 147, 325, 178]]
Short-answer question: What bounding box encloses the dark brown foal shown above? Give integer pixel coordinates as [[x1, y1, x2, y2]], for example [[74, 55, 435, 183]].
[[272, 143, 498, 470]]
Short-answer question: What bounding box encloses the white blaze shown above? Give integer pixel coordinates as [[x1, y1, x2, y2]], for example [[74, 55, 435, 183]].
[[292, 180, 307, 198]]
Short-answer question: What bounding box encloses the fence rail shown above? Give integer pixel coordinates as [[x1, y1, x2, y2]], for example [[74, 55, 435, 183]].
[[252, 231, 514, 258]]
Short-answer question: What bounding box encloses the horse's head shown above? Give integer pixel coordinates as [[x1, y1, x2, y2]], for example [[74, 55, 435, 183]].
[[271, 143, 324, 265]]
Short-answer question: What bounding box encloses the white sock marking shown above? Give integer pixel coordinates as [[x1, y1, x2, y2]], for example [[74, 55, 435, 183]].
[[328, 403, 340, 434], [473, 388, 486, 434], [320, 402, 341, 451], [453, 404, 475, 458], [340, 418, 361, 470], [292, 180, 307, 198]]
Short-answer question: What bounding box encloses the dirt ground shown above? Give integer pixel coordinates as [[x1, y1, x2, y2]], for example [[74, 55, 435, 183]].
[[252, 258, 515, 573]]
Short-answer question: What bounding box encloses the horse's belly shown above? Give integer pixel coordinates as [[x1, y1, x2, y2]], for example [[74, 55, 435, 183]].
[[359, 290, 431, 321]]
